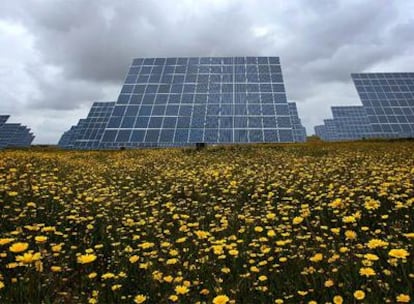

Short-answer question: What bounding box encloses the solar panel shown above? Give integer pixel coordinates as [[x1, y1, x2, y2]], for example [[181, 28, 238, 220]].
[[95, 56, 299, 149], [0, 115, 10, 127], [352, 73, 414, 138], [331, 106, 374, 140], [58, 125, 79, 149], [288, 102, 307, 142], [58, 102, 115, 149], [0, 116, 34, 149], [315, 72, 414, 141], [315, 119, 340, 141], [314, 125, 326, 140]]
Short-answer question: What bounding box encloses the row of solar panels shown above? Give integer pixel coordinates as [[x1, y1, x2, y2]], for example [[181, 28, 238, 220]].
[[314, 73, 414, 141], [58, 102, 307, 149], [0, 115, 35, 149]]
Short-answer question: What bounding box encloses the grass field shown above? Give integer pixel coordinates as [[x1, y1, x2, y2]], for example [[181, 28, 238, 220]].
[[0, 141, 413, 303]]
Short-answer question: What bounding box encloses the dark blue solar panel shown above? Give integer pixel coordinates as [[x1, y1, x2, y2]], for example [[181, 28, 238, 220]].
[[58, 102, 115, 149], [0, 116, 34, 149], [94, 56, 300, 148], [316, 73, 414, 141], [351, 73, 414, 139], [288, 103, 307, 142], [0, 115, 9, 127]]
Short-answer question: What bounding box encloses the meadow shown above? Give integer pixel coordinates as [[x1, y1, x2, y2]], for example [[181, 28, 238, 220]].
[[0, 141, 413, 303]]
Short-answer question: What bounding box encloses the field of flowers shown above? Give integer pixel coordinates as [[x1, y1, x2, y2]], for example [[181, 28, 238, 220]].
[[0, 141, 413, 303]]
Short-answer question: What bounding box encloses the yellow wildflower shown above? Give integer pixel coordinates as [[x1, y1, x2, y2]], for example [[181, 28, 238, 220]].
[[134, 294, 147, 303], [364, 253, 379, 261], [9, 242, 29, 253], [129, 255, 140, 263], [15, 252, 41, 264], [77, 254, 97, 264], [0, 238, 15, 246], [309, 253, 323, 262], [88, 272, 97, 279], [175, 285, 189, 295], [169, 295, 178, 302], [396, 294, 411, 303], [258, 275, 267, 281], [388, 249, 409, 259], [228, 249, 239, 256], [51, 244, 62, 252], [359, 267, 376, 277], [194, 230, 209, 239], [292, 216, 304, 225], [353, 290, 365, 300], [213, 295, 230, 304], [364, 199, 380, 210], [51, 266, 62, 272], [101, 272, 115, 280], [366, 239, 388, 249], [345, 230, 357, 240], [35, 236, 48, 243]]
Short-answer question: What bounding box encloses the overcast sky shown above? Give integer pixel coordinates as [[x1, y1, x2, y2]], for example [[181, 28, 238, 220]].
[[0, 0, 413, 143]]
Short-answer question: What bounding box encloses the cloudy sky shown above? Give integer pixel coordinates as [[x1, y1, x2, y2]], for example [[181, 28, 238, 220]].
[[0, 0, 413, 143]]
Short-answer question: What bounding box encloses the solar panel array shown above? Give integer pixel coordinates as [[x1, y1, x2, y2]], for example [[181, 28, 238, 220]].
[[315, 73, 414, 141], [100, 56, 299, 148], [58, 125, 80, 149], [352, 73, 414, 138], [58, 102, 115, 149], [315, 107, 375, 141], [0, 115, 34, 149], [314, 119, 339, 141], [332, 106, 375, 140], [60, 57, 307, 149], [288, 102, 307, 142]]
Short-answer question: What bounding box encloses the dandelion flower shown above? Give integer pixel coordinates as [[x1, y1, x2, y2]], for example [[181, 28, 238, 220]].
[[174, 285, 189, 295], [77, 254, 97, 264], [366, 239, 388, 249], [345, 230, 357, 240], [364, 253, 379, 261], [309, 253, 323, 262], [388, 249, 409, 259], [213, 295, 230, 304], [9, 242, 29, 253], [88, 272, 97, 279], [228, 249, 239, 256], [35, 236, 48, 243], [15, 252, 41, 264], [353, 290, 365, 300], [292, 216, 304, 225], [0, 238, 15, 246], [359, 267, 376, 277], [134, 294, 147, 303], [396, 294, 410, 303], [364, 199, 380, 210], [258, 275, 268, 282], [51, 266, 62, 272], [129, 255, 139, 263], [169, 295, 178, 302], [333, 295, 343, 304]]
